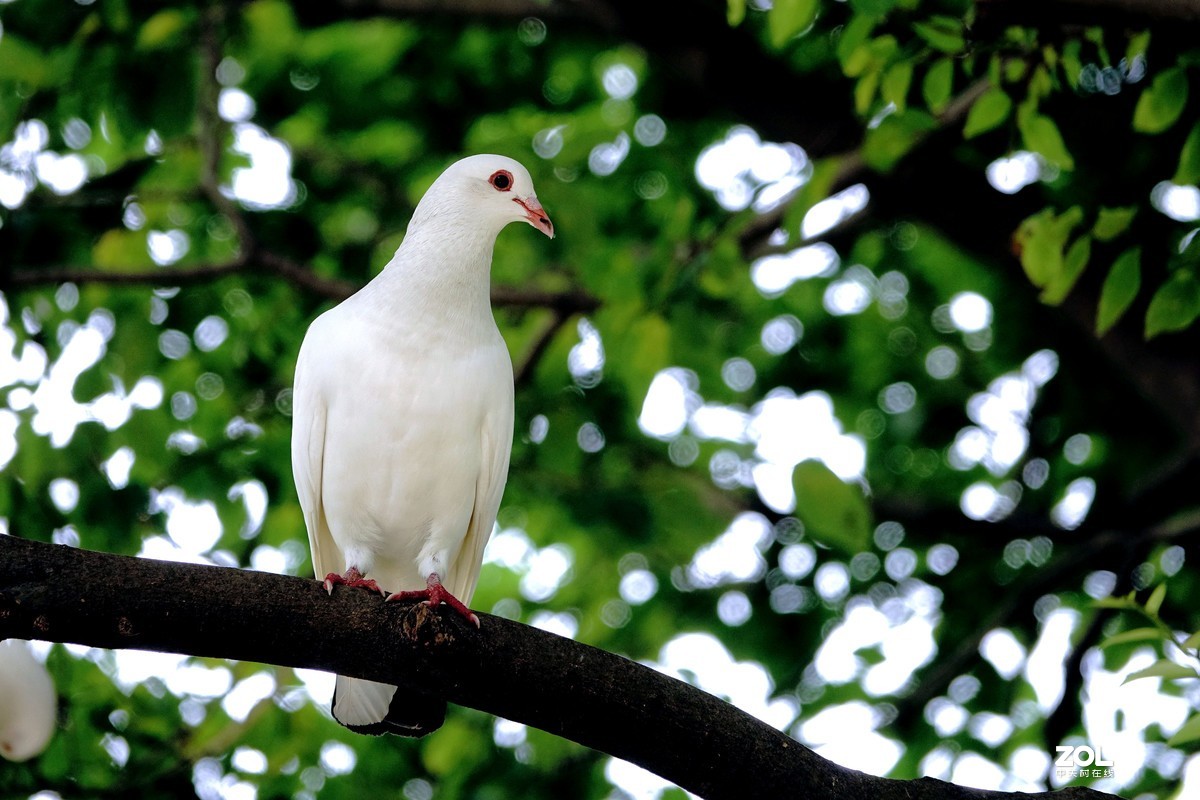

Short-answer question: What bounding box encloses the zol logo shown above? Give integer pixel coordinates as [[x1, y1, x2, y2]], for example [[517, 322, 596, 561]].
[[1054, 745, 1115, 779]]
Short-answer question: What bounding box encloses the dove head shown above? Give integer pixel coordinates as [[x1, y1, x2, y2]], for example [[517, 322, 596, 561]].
[[414, 154, 554, 240]]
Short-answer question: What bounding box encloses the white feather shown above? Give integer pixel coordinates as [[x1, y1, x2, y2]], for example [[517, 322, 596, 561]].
[[0, 640, 56, 761], [292, 154, 549, 730], [332, 676, 398, 728]]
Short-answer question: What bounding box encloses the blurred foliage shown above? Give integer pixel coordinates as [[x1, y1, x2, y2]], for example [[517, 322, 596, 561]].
[[1096, 587, 1200, 748], [1, 0, 1199, 798]]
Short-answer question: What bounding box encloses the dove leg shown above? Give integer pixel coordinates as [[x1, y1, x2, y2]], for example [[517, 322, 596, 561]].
[[386, 574, 480, 628], [323, 566, 386, 596]]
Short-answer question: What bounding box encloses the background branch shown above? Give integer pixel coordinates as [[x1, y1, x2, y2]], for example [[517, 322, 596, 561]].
[[4, 258, 599, 315], [892, 509, 1200, 733], [974, 0, 1200, 33], [0, 536, 1118, 800], [514, 308, 571, 387]]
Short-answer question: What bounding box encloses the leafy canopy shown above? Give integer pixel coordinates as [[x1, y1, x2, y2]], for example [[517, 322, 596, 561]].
[[1, 0, 1199, 798]]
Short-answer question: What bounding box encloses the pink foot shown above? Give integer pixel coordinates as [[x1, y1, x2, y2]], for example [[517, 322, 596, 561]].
[[323, 566, 386, 596], [387, 574, 480, 627]]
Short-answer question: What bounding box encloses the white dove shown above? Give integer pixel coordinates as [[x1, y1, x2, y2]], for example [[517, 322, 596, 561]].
[[0, 639, 57, 761], [291, 154, 553, 734]]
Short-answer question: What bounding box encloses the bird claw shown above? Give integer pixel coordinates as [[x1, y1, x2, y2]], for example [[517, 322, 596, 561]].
[[387, 574, 480, 628], [323, 569, 386, 596]]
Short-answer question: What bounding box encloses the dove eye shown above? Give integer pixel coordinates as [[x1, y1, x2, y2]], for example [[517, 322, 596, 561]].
[[489, 170, 513, 191]]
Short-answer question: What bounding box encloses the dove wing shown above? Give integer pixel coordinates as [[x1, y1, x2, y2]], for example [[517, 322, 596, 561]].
[[447, 356, 514, 603], [292, 321, 340, 581]]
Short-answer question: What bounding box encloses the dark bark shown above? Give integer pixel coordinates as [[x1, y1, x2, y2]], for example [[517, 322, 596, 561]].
[[975, 0, 1200, 34], [0, 536, 1122, 800], [3, 259, 599, 314]]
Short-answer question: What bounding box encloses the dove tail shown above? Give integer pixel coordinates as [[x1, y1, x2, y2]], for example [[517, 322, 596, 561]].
[[331, 676, 446, 737]]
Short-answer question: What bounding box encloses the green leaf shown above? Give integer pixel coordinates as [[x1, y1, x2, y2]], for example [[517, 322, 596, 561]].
[[1133, 67, 1189, 134], [1092, 596, 1137, 610], [836, 14, 876, 68], [1126, 30, 1151, 62], [1092, 206, 1137, 242], [1173, 122, 1200, 185], [843, 45, 873, 78], [1096, 247, 1142, 335], [1168, 713, 1200, 747], [868, 34, 899, 64], [0, 33, 49, 86], [421, 716, 487, 776], [1018, 112, 1075, 170], [881, 61, 913, 112], [1122, 658, 1200, 684], [1145, 270, 1200, 339], [1041, 234, 1090, 305], [727, 0, 746, 26], [1145, 583, 1167, 616], [137, 9, 190, 51], [922, 58, 954, 114], [963, 88, 1011, 138], [1099, 627, 1168, 649], [912, 16, 964, 54], [624, 314, 672, 396], [792, 460, 872, 555], [340, 120, 424, 168], [987, 54, 1003, 86], [1014, 206, 1084, 289], [855, 69, 881, 115], [1028, 64, 1053, 101], [849, 0, 896, 16], [1183, 630, 1200, 651], [768, 0, 819, 49], [1061, 39, 1083, 88], [92, 229, 149, 271], [863, 111, 936, 171], [1005, 58, 1029, 84]]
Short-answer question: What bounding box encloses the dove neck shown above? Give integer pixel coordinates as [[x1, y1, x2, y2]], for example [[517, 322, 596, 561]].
[[367, 221, 498, 334]]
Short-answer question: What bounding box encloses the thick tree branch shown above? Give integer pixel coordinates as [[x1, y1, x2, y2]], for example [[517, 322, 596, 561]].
[[0, 536, 1119, 800], [975, 0, 1200, 32]]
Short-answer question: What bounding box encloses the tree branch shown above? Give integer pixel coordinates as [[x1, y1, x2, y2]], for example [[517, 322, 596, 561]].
[[735, 78, 990, 262], [197, 4, 253, 253], [892, 508, 1200, 733], [3, 258, 600, 316], [513, 308, 571, 388], [6, 262, 251, 290], [492, 284, 601, 313], [975, 0, 1200, 33], [0, 536, 1120, 800]]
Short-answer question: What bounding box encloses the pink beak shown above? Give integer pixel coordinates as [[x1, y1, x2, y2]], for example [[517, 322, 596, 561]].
[[514, 196, 554, 239]]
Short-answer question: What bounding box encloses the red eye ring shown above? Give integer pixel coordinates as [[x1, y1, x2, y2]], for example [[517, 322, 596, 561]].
[[489, 170, 514, 191]]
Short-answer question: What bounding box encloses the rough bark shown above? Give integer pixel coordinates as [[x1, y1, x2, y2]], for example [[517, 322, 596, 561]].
[[0, 536, 1122, 800]]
